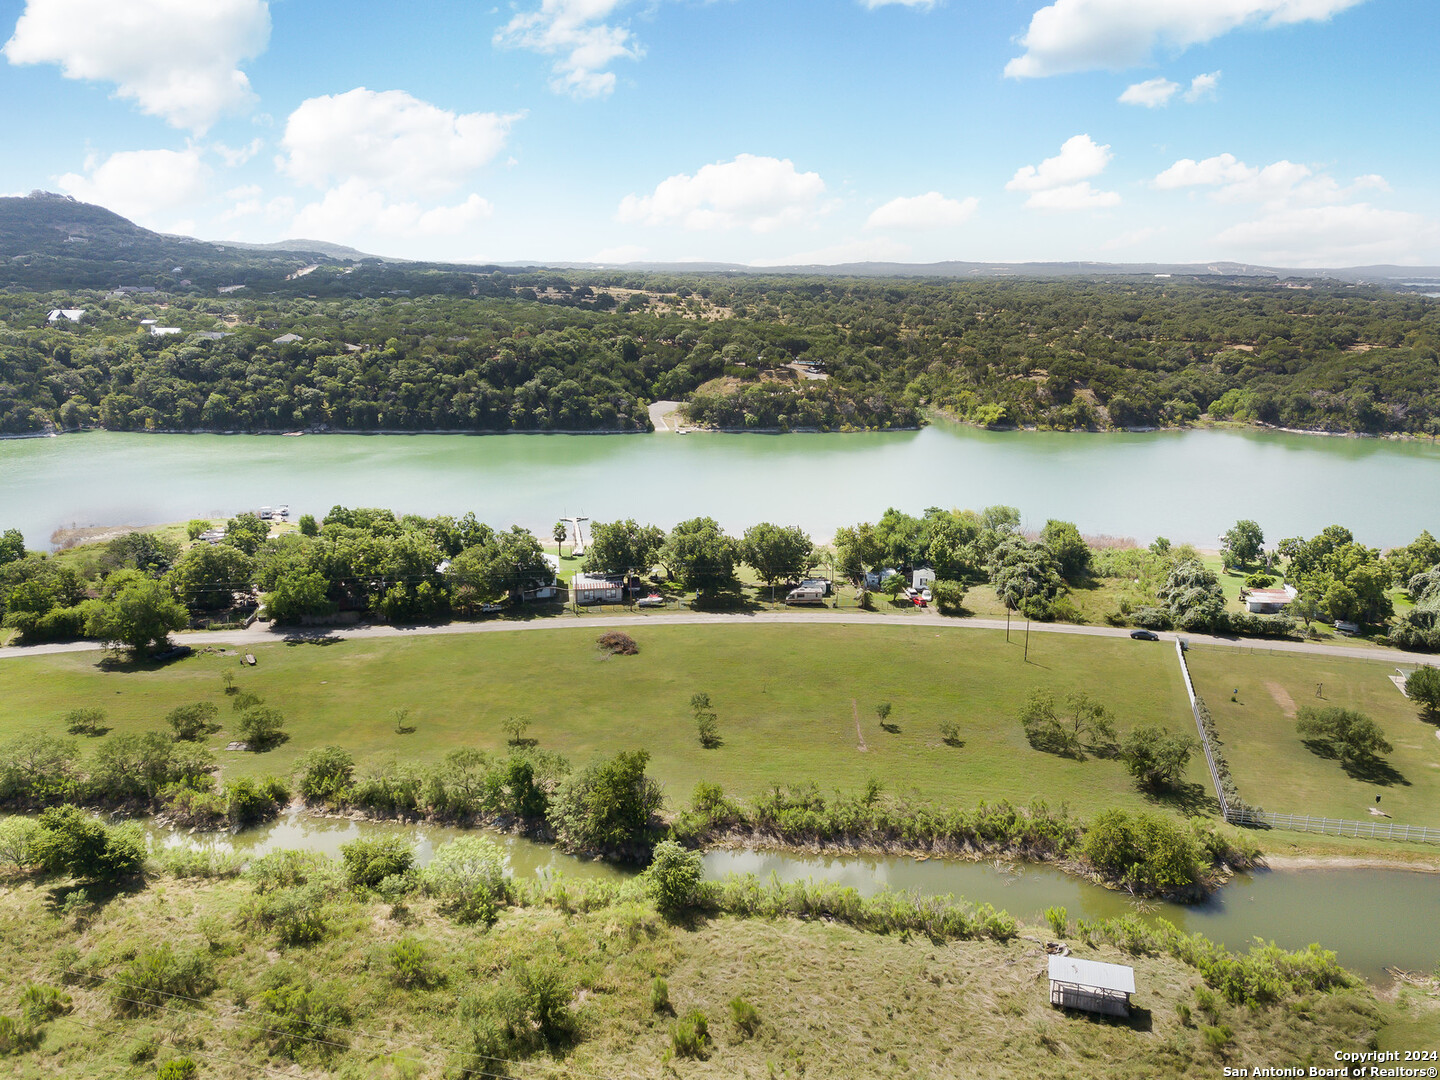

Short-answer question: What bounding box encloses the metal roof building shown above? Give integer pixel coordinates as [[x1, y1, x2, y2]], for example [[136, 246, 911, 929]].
[[1048, 955, 1135, 1017]]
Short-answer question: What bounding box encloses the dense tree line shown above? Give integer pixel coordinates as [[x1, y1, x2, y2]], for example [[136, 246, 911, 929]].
[[4, 273, 1440, 437]]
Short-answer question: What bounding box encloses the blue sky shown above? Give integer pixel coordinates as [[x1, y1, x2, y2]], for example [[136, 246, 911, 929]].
[[2, 0, 1435, 267]]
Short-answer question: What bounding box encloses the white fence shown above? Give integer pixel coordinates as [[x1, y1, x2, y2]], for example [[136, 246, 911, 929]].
[[1174, 640, 1440, 845]]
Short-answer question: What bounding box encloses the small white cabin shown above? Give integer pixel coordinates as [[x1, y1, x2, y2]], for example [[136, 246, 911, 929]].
[[571, 573, 623, 604], [912, 567, 936, 590], [1048, 956, 1135, 1017]]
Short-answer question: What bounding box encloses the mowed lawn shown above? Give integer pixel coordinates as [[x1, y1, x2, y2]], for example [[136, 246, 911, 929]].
[[1187, 645, 1440, 826], [0, 625, 1201, 816]]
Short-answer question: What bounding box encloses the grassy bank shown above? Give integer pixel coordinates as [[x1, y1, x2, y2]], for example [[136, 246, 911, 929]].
[[0, 624, 1202, 818], [0, 860, 1397, 1080], [1186, 645, 1440, 827]]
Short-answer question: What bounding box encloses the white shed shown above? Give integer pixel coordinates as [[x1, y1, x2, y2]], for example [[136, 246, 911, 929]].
[[571, 573, 624, 604], [1047, 955, 1134, 1017]]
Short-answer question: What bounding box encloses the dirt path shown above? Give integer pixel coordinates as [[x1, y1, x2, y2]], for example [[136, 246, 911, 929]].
[[852, 699, 868, 752]]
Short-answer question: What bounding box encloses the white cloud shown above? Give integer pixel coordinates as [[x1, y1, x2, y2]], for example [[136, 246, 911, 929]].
[[495, 0, 642, 98], [1006, 135, 1119, 209], [1184, 70, 1221, 101], [1118, 77, 1178, 107], [3, 0, 270, 132], [280, 88, 518, 196], [1023, 182, 1122, 210], [1152, 152, 1383, 207], [1153, 152, 1256, 190], [1217, 204, 1438, 265], [291, 180, 493, 240], [1007, 134, 1112, 191], [617, 154, 828, 232], [1005, 0, 1366, 79], [866, 192, 978, 230], [58, 148, 210, 226], [213, 138, 264, 167]]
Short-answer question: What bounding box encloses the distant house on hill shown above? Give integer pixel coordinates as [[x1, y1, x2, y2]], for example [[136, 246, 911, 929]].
[[273, 333, 302, 344], [194, 331, 228, 341], [47, 308, 84, 323], [150, 326, 182, 337]]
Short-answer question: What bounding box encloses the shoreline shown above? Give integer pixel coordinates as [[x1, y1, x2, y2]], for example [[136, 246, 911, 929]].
[[4, 416, 1438, 442]]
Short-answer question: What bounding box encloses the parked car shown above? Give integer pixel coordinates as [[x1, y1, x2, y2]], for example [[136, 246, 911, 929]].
[[920, 588, 932, 603], [1129, 629, 1159, 641], [636, 594, 666, 608], [479, 601, 505, 614]]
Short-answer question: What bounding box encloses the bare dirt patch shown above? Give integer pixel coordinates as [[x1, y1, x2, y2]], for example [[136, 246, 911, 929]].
[[1266, 680, 1297, 717]]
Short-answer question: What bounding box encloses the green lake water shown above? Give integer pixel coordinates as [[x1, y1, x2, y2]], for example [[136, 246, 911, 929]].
[[3, 423, 1440, 548], [144, 813, 1439, 983]]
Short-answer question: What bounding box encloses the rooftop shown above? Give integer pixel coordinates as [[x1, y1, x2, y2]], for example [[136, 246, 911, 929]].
[[1047, 956, 1135, 994]]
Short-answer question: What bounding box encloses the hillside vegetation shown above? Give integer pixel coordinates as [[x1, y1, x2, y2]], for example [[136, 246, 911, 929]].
[[3, 195, 1440, 436]]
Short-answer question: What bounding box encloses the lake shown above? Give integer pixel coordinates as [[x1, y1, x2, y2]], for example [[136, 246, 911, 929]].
[[3, 422, 1439, 549]]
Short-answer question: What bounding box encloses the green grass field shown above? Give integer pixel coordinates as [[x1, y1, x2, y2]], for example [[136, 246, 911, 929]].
[[1186, 645, 1440, 826], [0, 624, 1203, 817]]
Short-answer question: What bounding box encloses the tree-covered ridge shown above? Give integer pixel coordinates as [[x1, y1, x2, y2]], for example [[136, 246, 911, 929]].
[[1, 273, 1438, 436]]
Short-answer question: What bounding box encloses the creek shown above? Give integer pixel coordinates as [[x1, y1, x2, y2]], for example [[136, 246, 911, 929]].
[[146, 812, 1439, 983]]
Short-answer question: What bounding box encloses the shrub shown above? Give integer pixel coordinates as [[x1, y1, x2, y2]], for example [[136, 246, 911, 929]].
[[463, 957, 576, 1064], [156, 1059, 198, 1080], [1119, 725, 1198, 792], [695, 713, 721, 748], [235, 705, 286, 749], [645, 840, 703, 916], [166, 703, 219, 741], [245, 849, 335, 893], [729, 996, 760, 1037], [223, 775, 289, 827], [1201, 1023, 1234, 1050], [31, 806, 146, 882], [341, 835, 415, 891], [423, 836, 509, 924], [650, 977, 671, 1014], [64, 708, 107, 736], [154, 847, 244, 879], [294, 746, 354, 804], [596, 631, 638, 655], [110, 944, 217, 1017], [1081, 809, 1202, 895], [388, 936, 443, 989], [501, 716, 531, 746], [932, 579, 967, 615], [19, 984, 71, 1025], [672, 1008, 711, 1059], [938, 719, 962, 746], [257, 970, 351, 1060], [547, 749, 662, 855], [0, 816, 40, 872], [1044, 906, 1068, 937], [0, 1015, 40, 1055], [239, 884, 333, 946]]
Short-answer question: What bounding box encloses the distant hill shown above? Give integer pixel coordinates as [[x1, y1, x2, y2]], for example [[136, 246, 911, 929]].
[[216, 237, 390, 262], [0, 192, 362, 292], [3, 192, 1436, 295]]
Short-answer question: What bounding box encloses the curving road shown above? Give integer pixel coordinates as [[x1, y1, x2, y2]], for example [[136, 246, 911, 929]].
[[2, 607, 1434, 668]]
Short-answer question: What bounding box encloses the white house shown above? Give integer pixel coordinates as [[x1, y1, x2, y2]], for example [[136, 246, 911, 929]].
[[150, 326, 182, 337], [1244, 584, 1297, 614], [571, 573, 624, 604], [912, 567, 936, 590], [273, 333, 303, 344], [47, 308, 85, 323]]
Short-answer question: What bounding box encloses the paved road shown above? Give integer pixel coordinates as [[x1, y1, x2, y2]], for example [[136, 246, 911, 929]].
[[2, 608, 1434, 667]]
